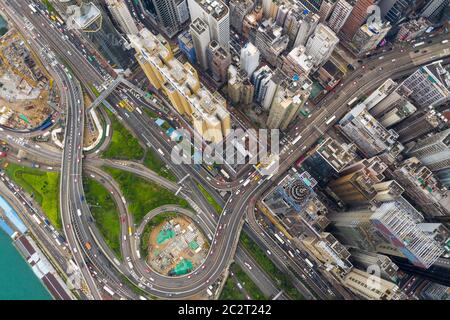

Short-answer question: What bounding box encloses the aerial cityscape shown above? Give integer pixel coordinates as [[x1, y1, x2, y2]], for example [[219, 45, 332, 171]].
[[0, 0, 449, 303]]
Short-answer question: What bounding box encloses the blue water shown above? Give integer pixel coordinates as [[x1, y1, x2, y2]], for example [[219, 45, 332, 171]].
[[0, 231, 52, 300], [0, 13, 7, 36]]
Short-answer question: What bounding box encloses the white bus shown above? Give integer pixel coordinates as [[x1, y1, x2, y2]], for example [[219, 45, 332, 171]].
[[347, 97, 358, 106], [29, 4, 37, 14], [274, 233, 285, 245], [77, 209, 82, 217], [136, 107, 142, 115], [220, 169, 230, 179], [291, 135, 302, 145], [32, 214, 42, 225], [242, 179, 250, 187], [105, 124, 110, 137], [325, 115, 336, 125], [157, 148, 164, 156], [103, 285, 115, 296], [413, 41, 425, 48], [288, 250, 295, 258], [305, 258, 314, 268]]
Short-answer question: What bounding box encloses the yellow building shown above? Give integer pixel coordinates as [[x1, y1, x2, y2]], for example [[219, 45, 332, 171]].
[[129, 29, 231, 143]]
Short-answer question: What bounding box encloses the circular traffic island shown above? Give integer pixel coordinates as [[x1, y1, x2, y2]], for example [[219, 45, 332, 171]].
[[139, 206, 209, 277]]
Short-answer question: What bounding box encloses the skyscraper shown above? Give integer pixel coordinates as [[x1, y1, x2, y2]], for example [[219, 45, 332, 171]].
[[305, 23, 339, 68], [240, 42, 260, 77], [187, 0, 230, 50], [340, 0, 376, 41], [141, 0, 185, 38], [401, 62, 450, 108], [190, 18, 211, 70], [106, 0, 139, 35], [129, 28, 231, 143], [421, 0, 449, 21], [327, 0, 354, 33]]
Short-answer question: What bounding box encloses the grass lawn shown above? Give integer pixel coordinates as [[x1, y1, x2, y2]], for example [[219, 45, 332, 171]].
[[140, 212, 177, 258], [197, 183, 222, 215], [83, 177, 122, 259], [240, 233, 304, 300], [103, 166, 190, 225], [231, 263, 267, 300], [42, 0, 55, 13], [3, 162, 61, 229], [101, 109, 145, 161], [143, 149, 177, 182]]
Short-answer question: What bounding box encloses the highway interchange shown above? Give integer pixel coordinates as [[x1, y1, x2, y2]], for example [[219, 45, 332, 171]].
[[0, 0, 449, 300]]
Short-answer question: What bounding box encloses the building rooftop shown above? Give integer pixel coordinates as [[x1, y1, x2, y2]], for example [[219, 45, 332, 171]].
[[194, 0, 229, 21]]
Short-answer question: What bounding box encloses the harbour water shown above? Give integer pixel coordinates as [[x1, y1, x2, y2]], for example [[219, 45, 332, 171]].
[[0, 12, 7, 36], [0, 230, 52, 300]]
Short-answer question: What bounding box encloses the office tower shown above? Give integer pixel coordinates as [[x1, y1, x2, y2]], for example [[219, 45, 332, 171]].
[[305, 23, 339, 68], [339, 104, 405, 163], [141, 0, 184, 37], [318, 0, 336, 22], [302, 232, 353, 276], [190, 18, 211, 70], [401, 62, 450, 108], [328, 156, 403, 206], [291, 10, 320, 47], [330, 199, 445, 268], [242, 4, 263, 39], [395, 18, 431, 42], [349, 248, 399, 282], [378, 102, 416, 128], [407, 129, 450, 188], [106, 0, 139, 35], [382, 0, 415, 25], [178, 30, 197, 64], [207, 40, 231, 82], [302, 0, 324, 12], [327, 0, 353, 33], [254, 19, 289, 66], [363, 78, 398, 112], [129, 28, 231, 143], [275, 4, 289, 27], [281, 45, 315, 78], [302, 137, 357, 184], [252, 65, 276, 110], [342, 268, 405, 300], [393, 109, 447, 143], [187, 0, 230, 50], [263, 170, 330, 234], [421, 0, 449, 21], [228, 64, 255, 105], [266, 69, 312, 130], [340, 0, 376, 41], [392, 157, 450, 218], [420, 282, 450, 300], [229, 0, 254, 33], [368, 83, 414, 120], [240, 42, 260, 77], [351, 21, 391, 55]]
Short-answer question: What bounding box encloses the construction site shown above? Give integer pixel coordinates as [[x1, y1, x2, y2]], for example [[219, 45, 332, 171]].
[[0, 28, 54, 130], [147, 215, 208, 276]]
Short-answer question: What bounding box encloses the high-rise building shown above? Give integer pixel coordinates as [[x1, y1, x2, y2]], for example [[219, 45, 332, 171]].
[[392, 157, 450, 218], [395, 18, 430, 42], [229, 0, 254, 33], [342, 268, 405, 300], [305, 23, 339, 68], [382, 0, 415, 25], [266, 69, 312, 129], [350, 21, 391, 55], [393, 108, 447, 143], [318, 0, 336, 22], [252, 65, 276, 110], [129, 28, 231, 143], [329, 199, 445, 268], [291, 9, 320, 47], [327, 0, 354, 33], [364, 78, 399, 112], [141, 0, 185, 37], [407, 129, 450, 182], [240, 42, 260, 77], [106, 0, 139, 35], [281, 45, 315, 78], [378, 101, 416, 128], [349, 248, 399, 282], [178, 30, 197, 64], [339, 103, 405, 163], [255, 19, 289, 66], [340, 0, 376, 41], [228, 64, 255, 105], [421, 0, 449, 21], [207, 40, 231, 82], [190, 18, 211, 70], [328, 156, 404, 206], [401, 62, 450, 108], [187, 0, 230, 50]]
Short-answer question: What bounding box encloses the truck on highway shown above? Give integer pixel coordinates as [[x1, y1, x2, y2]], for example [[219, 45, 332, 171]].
[[85, 242, 92, 250]]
